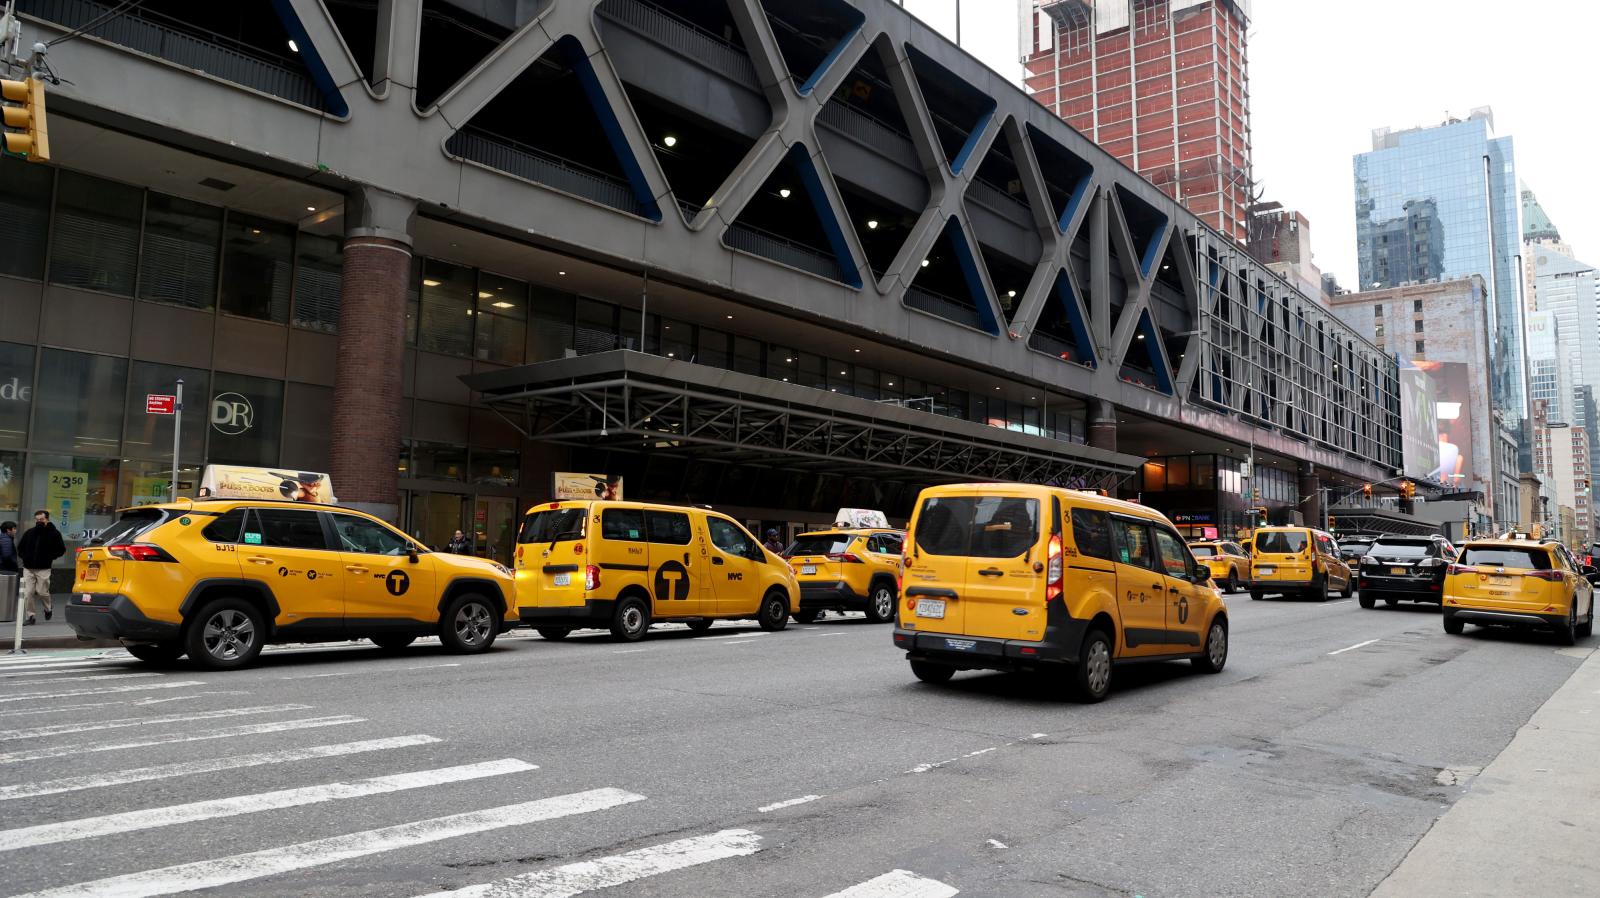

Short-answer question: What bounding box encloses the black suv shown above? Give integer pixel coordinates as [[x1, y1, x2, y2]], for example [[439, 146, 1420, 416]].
[[1338, 535, 1378, 565], [1358, 535, 1455, 608]]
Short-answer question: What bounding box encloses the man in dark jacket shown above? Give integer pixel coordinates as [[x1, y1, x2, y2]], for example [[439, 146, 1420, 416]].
[[0, 521, 18, 575], [17, 510, 65, 625]]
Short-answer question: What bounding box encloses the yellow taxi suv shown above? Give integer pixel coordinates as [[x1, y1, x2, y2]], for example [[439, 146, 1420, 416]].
[[894, 484, 1228, 703], [64, 468, 517, 670], [1443, 536, 1596, 645], [1188, 540, 1250, 593], [786, 528, 904, 622], [1248, 526, 1353, 601], [515, 500, 798, 641]]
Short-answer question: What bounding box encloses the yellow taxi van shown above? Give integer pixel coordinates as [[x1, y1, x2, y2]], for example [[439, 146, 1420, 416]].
[[515, 500, 798, 641], [1188, 540, 1250, 593], [1443, 534, 1596, 644], [64, 467, 517, 670], [893, 483, 1229, 702], [786, 525, 904, 623], [1247, 526, 1353, 601]]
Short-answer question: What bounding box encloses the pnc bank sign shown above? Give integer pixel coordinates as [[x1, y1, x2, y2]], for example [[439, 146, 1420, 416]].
[[211, 392, 254, 436]]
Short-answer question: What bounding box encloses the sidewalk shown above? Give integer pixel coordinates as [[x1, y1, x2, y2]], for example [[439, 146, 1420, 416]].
[[2, 593, 122, 650], [1370, 644, 1600, 896]]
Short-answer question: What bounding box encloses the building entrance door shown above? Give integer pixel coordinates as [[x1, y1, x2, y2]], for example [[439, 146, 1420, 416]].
[[408, 491, 469, 553], [474, 496, 517, 562]]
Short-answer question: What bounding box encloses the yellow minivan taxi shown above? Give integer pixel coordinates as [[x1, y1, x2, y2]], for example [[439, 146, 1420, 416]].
[[1248, 526, 1353, 601], [894, 483, 1229, 702], [1188, 540, 1250, 593], [515, 500, 798, 641], [1443, 537, 1596, 645], [786, 528, 904, 622]]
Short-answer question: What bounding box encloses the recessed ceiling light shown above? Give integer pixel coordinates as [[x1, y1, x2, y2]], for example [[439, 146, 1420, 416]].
[[726, 314, 734, 319], [786, 357, 793, 363], [778, 188, 792, 199], [921, 260, 930, 268], [663, 135, 678, 148], [1007, 290, 1017, 298], [994, 386, 1001, 391], [305, 205, 316, 212], [249, 228, 261, 236], [1137, 333, 1145, 340], [287, 39, 299, 53], [867, 220, 879, 230], [477, 292, 493, 299], [492, 301, 514, 309], [423, 279, 442, 287], [558, 271, 566, 276], [853, 348, 861, 353]]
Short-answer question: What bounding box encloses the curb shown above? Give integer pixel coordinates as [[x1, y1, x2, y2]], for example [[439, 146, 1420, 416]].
[[13, 635, 124, 650]]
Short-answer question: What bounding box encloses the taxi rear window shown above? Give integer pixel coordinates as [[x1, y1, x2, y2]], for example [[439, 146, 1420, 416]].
[[915, 496, 1039, 559], [1190, 545, 1217, 557], [789, 535, 852, 556], [1460, 547, 1552, 570], [90, 509, 167, 546], [518, 508, 586, 544], [1255, 531, 1307, 554]]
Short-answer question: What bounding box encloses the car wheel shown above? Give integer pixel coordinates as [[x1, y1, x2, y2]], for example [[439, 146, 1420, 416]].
[[1555, 600, 1578, 647], [184, 598, 265, 671], [1358, 591, 1375, 609], [370, 634, 417, 652], [609, 595, 651, 642], [1443, 614, 1465, 635], [1224, 572, 1238, 594], [535, 627, 571, 641], [440, 594, 499, 653], [686, 619, 714, 634], [757, 591, 790, 632], [909, 660, 955, 684], [1071, 629, 1114, 703], [1580, 601, 1595, 639], [1191, 618, 1228, 673], [1340, 578, 1354, 599], [1313, 579, 1330, 602], [1249, 590, 1263, 601], [865, 583, 897, 623], [125, 642, 185, 665], [792, 610, 820, 624]]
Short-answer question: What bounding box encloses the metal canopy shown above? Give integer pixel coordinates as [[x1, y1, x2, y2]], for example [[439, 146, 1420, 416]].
[[465, 352, 1144, 489], [1327, 506, 1445, 537]]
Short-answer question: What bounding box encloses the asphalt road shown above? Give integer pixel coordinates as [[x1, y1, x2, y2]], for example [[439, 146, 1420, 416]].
[[1, 591, 1591, 898]]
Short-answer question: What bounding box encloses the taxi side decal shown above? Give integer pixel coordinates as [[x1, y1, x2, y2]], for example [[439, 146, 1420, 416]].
[[654, 561, 691, 600]]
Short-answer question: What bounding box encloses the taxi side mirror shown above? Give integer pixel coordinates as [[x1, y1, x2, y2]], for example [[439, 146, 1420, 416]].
[[408, 547, 420, 564], [1583, 565, 1599, 584], [1191, 562, 1211, 583]]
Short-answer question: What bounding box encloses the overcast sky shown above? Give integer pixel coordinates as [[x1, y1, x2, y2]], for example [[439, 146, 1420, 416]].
[[899, 0, 1600, 286]]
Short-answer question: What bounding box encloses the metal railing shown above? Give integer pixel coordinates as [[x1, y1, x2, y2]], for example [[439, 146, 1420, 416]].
[[724, 222, 843, 283], [905, 286, 982, 330], [447, 129, 648, 218], [18, 0, 326, 110], [967, 178, 1031, 217], [597, 0, 758, 85], [817, 101, 914, 150]]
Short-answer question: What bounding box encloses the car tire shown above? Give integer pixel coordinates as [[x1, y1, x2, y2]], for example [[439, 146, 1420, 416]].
[[865, 583, 897, 623], [1250, 590, 1263, 601], [1358, 592, 1375, 609], [792, 610, 820, 624], [609, 595, 651, 642], [125, 642, 185, 665], [535, 627, 571, 641], [1443, 614, 1464, 635], [184, 598, 265, 671], [1071, 629, 1114, 703], [1224, 572, 1239, 594], [1580, 601, 1595, 639], [1555, 600, 1578, 647], [1340, 578, 1354, 599], [757, 591, 790, 632], [1191, 618, 1228, 673], [440, 593, 499, 654], [370, 634, 417, 652], [686, 619, 714, 634], [909, 660, 955, 684], [1312, 579, 1330, 602]]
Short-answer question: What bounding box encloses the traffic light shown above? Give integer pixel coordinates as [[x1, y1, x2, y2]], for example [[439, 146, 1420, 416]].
[[1362, 483, 1373, 498], [0, 76, 47, 162], [1400, 480, 1416, 499]]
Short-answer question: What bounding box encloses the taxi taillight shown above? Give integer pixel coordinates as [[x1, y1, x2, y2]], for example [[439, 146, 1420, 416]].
[[1525, 569, 1565, 582], [584, 565, 601, 591], [1045, 534, 1064, 602], [107, 543, 175, 562]]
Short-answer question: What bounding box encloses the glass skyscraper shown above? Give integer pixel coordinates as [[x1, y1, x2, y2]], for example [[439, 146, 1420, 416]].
[[1354, 110, 1525, 425]]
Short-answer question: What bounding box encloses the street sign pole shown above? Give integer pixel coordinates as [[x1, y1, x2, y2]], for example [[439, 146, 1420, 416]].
[[171, 378, 183, 501]]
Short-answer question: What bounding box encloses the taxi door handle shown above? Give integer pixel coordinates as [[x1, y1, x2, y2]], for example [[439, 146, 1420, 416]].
[[1151, 582, 1164, 590], [346, 565, 369, 575], [977, 568, 1005, 577], [245, 556, 274, 565], [1169, 587, 1181, 595], [711, 557, 724, 566]]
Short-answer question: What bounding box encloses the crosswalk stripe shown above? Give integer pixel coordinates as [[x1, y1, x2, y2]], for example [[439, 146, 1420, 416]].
[[0, 661, 109, 673], [0, 693, 238, 719], [0, 716, 363, 764], [414, 829, 762, 898], [0, 758, 538, 851], [0, 681, 206, 705], [0, 704, 312, 742], [0, 671, 160, 684], [820, 870, 959, 898], [0, 734, 442, 801], [11, 787, 646, 898]]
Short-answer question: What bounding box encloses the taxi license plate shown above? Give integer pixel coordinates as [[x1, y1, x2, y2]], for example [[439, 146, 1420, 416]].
[[85, 562, 100, 582], [553, 573, 571, 587], [801, 565, 817, 575], [1487, 574, 1514, 586], [915, 598, 945, 619], [1390, 567, 1407, 576], [1257, 566, 1275, 575]]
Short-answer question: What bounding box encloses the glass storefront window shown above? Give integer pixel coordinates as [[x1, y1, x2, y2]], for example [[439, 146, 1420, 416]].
[[575, 298, 618, 355], [529, 286, 574, 362], [0, 158, 51, 280], [293, 233, 342, 333], [828, 360, 852, 395], [49, 171, 141, 295], [208, 373, 284, 466], [282, 382, 333, 471], [117, 460, 201, 508], [26, 456, 120, 563], [138, 192, 221, 309], [34, 349, 127, 454], [798, 353, 825, 391], [474, 272, 527, 365], [659, 318, 692, 361], [1143, 461, 1165, 492], [698, 327, 730, 369], [418, 259, 474, 355], [1194, 455, 1216, 489], [0, 449, 22, 524], [123, 362, 208, 461], [767, 346, 796, 383], [733, 336, 762, 376], [0, 341, 34, 450], [405, 255, 422, 346], [1167, 456, 1190, 489], [220, 213, 294, 322], [470, 448, 520, 487], [853, 366, 879, 401], [409, 440, 468, 481]]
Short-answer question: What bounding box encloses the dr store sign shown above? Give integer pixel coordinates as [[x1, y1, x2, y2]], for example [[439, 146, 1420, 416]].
[[211, 392, 254, 435]]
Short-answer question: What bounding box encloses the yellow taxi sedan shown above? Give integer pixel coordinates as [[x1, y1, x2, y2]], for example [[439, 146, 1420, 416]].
[[1443, 536, 1596, 645], [1188, 540, 1250, 593]]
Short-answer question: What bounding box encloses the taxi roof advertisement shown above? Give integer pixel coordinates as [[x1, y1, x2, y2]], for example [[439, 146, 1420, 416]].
[[199, 466, 337, 504], [553, 472, 623, 502]]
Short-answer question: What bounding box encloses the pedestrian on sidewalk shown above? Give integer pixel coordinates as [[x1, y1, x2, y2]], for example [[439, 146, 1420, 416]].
[[447, 529, 472, 555], [17, 510, 64, 625], [0, 521, 18, 575], [763, 529, 785, 555]]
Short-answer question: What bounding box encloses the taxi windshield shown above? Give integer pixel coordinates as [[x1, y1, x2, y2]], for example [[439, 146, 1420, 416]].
[[518, 508, 587, 544]]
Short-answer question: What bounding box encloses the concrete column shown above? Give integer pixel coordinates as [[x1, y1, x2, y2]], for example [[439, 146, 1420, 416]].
[[1299, 463, 1322, 530], [1087, 400, 1117, 452], [331, 187, 416, 523]]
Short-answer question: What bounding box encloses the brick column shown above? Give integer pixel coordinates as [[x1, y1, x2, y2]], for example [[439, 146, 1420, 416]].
[[1087, 400, 1118, 452], [1299, 463, 1322, 530], [331, 187, 415, 523]]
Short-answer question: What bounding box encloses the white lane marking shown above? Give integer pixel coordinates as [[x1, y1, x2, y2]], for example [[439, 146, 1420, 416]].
[[1328, 638, 1380, 656], [0, 671, 160, 683], [11, 788, 645, 898], [0, 758, 537, 851], [0, 716, 362, 765], [612, 649, 649, 655], [278, 671, 359, 681], [758, 794, 821, 813], [820, 870, 959, 898], [0, 681, 206, 705], [986, 839, 1007, 849], [0, 704, 311, 742], [0, 734, 441, 802], [908, 746, 999, 775], [403, 663, 462, 671], [0, 694, 232, 719], [415, 828, 761, 898], [0, 661, 110, 674]]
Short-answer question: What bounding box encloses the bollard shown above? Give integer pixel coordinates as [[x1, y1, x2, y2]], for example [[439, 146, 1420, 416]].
[[1, 571, 22, 655]]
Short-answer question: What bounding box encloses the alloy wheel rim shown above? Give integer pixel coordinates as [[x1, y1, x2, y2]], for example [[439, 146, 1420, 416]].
[[874, 588, 893, 618], [1209, 624, 1227, 667], [768, 597, 784, 623], [455, 602, 492, 646], [202, 609, 254, 660], [622, 605, 643, 634], [1086, 639, 1111, 695]]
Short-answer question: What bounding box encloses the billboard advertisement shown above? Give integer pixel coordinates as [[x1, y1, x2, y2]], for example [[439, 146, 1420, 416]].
[[200, 466, 336, 504], [1417, 361, 1472, 488], [1399, 361, 1440, 481], [552, 472, 623, 502]]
